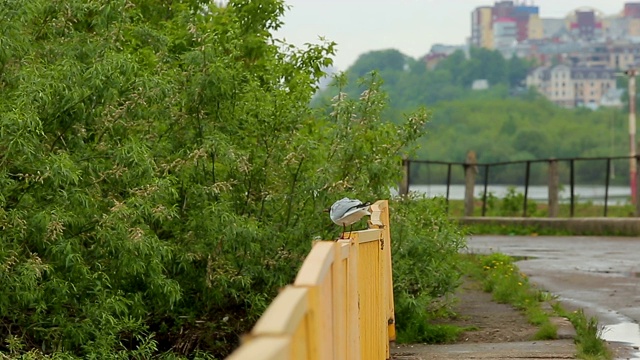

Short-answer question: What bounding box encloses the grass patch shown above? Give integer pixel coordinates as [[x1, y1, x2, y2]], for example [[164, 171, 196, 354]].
[[535, 322, 558, 340], [555, 306, 612, 360], [463, 253, 556, 330], [463, 223, 575, 236], [396, 323, 466, 344], [464, 253, 611, 360], [446, 197, 636, 218]]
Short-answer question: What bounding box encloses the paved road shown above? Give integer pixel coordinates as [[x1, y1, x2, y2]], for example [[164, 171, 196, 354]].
[[467, 235, 640, 357]]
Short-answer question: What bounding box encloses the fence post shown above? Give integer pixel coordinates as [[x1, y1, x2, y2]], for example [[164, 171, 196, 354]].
[[548, 159, 559, 218], [464, 151, 478, 217], [399, 158, 409, 196], [636, 156, 640, 217]]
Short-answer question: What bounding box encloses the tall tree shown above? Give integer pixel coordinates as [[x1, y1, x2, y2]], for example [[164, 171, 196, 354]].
[[0, 0, 431, 357]]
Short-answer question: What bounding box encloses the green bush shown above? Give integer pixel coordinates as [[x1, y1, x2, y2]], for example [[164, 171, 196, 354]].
[[391, 196, 467, 343], [0, 0, 444, 357]]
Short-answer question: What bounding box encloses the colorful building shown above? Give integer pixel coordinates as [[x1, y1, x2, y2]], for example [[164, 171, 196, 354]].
[[471, 6, 494, 48]]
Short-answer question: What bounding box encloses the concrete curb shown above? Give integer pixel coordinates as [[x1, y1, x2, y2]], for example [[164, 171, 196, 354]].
[[391, 340, 577, 359], [549, 317, 577, 340]]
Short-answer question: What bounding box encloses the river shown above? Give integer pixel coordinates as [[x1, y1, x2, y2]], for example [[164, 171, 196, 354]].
[[408, 184, 632, 205]]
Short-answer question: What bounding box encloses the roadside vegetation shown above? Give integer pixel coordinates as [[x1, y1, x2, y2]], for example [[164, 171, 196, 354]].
[[462, 253, 611, 359], [443, 188, 637, 219], [398, 248, 611, 359], [0, 1, 469, 358], [391, 196, 467, 344], [466, 254, 555, 338]]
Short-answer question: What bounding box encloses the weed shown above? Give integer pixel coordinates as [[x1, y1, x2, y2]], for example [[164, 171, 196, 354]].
[[563, 309, 611, 360], [465, 253, 557, 334]]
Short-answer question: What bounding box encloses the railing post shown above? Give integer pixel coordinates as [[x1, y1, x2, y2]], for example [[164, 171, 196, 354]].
[[445, 163, 452, 214], [604, 159, 611, 217], [367, 200, 395, 359], [345, 237, 360, 360], [464, 151, 478, 217], [523, 161, 531, 217], [399, 158, 410, 196], [636, 156, 640, 217], [481, 165, 489, 217], [570, 159, 575, 217], [548, 159, 559, 218], [332, 242, 347, 360]]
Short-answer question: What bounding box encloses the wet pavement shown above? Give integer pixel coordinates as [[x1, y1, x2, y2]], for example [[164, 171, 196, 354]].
[[467, 235, 640, 360]]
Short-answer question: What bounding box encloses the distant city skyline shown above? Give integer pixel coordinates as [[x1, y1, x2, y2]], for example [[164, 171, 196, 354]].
[[274, 0, 634, 71]]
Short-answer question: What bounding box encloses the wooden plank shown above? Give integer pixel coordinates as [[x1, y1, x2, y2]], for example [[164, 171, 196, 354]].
[[354, 228, 383, 244], [332, 241, 347, 360], [226, 337, 289, 360], [304, 286, 321, 360], [318, 273, 333, 359], [345, 235, 361, 359], [295, 241, 335, 286], [339, 241, 350, 260], [377, 200, 397, 345], [252, 287, 308, 335]]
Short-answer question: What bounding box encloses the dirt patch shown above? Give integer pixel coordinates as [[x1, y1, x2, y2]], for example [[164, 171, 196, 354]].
[[391, 276, 547, 359], [439, 276, 540, 343]]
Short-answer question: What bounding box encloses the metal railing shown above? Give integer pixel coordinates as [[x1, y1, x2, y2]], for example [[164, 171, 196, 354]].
[[226, 200, 395, 360], [400, 155, 640, 217]]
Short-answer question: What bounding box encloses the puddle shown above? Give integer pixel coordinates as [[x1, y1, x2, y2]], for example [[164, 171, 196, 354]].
[[601, 322, 640, 360]]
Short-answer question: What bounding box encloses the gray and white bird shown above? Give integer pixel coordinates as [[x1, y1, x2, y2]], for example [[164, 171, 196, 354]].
[[328, 197, 371, 238]]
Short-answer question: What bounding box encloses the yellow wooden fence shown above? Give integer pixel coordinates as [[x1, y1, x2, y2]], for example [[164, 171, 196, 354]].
[[226, 200, 396, 360]]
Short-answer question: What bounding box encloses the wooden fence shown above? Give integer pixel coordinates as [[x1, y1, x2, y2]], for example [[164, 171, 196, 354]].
[[226, 200, 396, 360]]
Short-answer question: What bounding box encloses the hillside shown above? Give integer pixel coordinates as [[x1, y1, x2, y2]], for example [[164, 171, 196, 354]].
[[314, 48, 631, 184]]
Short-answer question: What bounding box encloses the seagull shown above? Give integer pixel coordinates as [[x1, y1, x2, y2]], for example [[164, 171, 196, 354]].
[[327, 197, 371, 239]]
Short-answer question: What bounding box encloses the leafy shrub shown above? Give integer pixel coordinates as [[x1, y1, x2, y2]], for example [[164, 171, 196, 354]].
[[391, 196, 467, 343], [0, 1, 435, 357]]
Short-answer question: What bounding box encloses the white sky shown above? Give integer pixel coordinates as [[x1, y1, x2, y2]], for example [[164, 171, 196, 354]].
[[273, 0, 631, 71]]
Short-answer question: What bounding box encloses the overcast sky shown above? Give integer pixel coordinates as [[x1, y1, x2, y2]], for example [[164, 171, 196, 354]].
[[273, 0, 631, 71]]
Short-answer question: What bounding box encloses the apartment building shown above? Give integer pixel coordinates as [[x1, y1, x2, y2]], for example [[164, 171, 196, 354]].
[[471, 6, 494, 48], [526, 65, 616, 108], [471, 2, 640, 49]]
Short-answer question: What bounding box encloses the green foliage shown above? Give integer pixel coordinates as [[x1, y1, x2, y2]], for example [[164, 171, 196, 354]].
[[391, 196, 467, 343], [473, 254, 555, 331], [314, 47, 533, 114], [474, 188, 540, 217], [0, 0, 438, 358], [564, 310, 612, 360], [316, 47, 629, 185], [534, 322, 558, 340], [395, 323, 463, 344]]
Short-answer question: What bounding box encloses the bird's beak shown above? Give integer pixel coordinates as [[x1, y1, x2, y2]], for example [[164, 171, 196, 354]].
[[323, 208, 330, 213]]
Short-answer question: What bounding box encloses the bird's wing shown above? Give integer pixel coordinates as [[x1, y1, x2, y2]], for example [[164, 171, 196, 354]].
[[330, 198, 368, 222]]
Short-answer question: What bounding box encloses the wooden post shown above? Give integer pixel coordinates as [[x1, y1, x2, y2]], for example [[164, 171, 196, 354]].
[[464, 151, 477, 217], [636, 156, 640, 217], [399, 158, 409, 196], [548, 159, 559, 218], [345, 237, 360, 360]]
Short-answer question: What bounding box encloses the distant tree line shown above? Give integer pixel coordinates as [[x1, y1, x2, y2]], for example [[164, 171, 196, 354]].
[[314, 47, 534, 111], [315, 48, 631, 185]]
